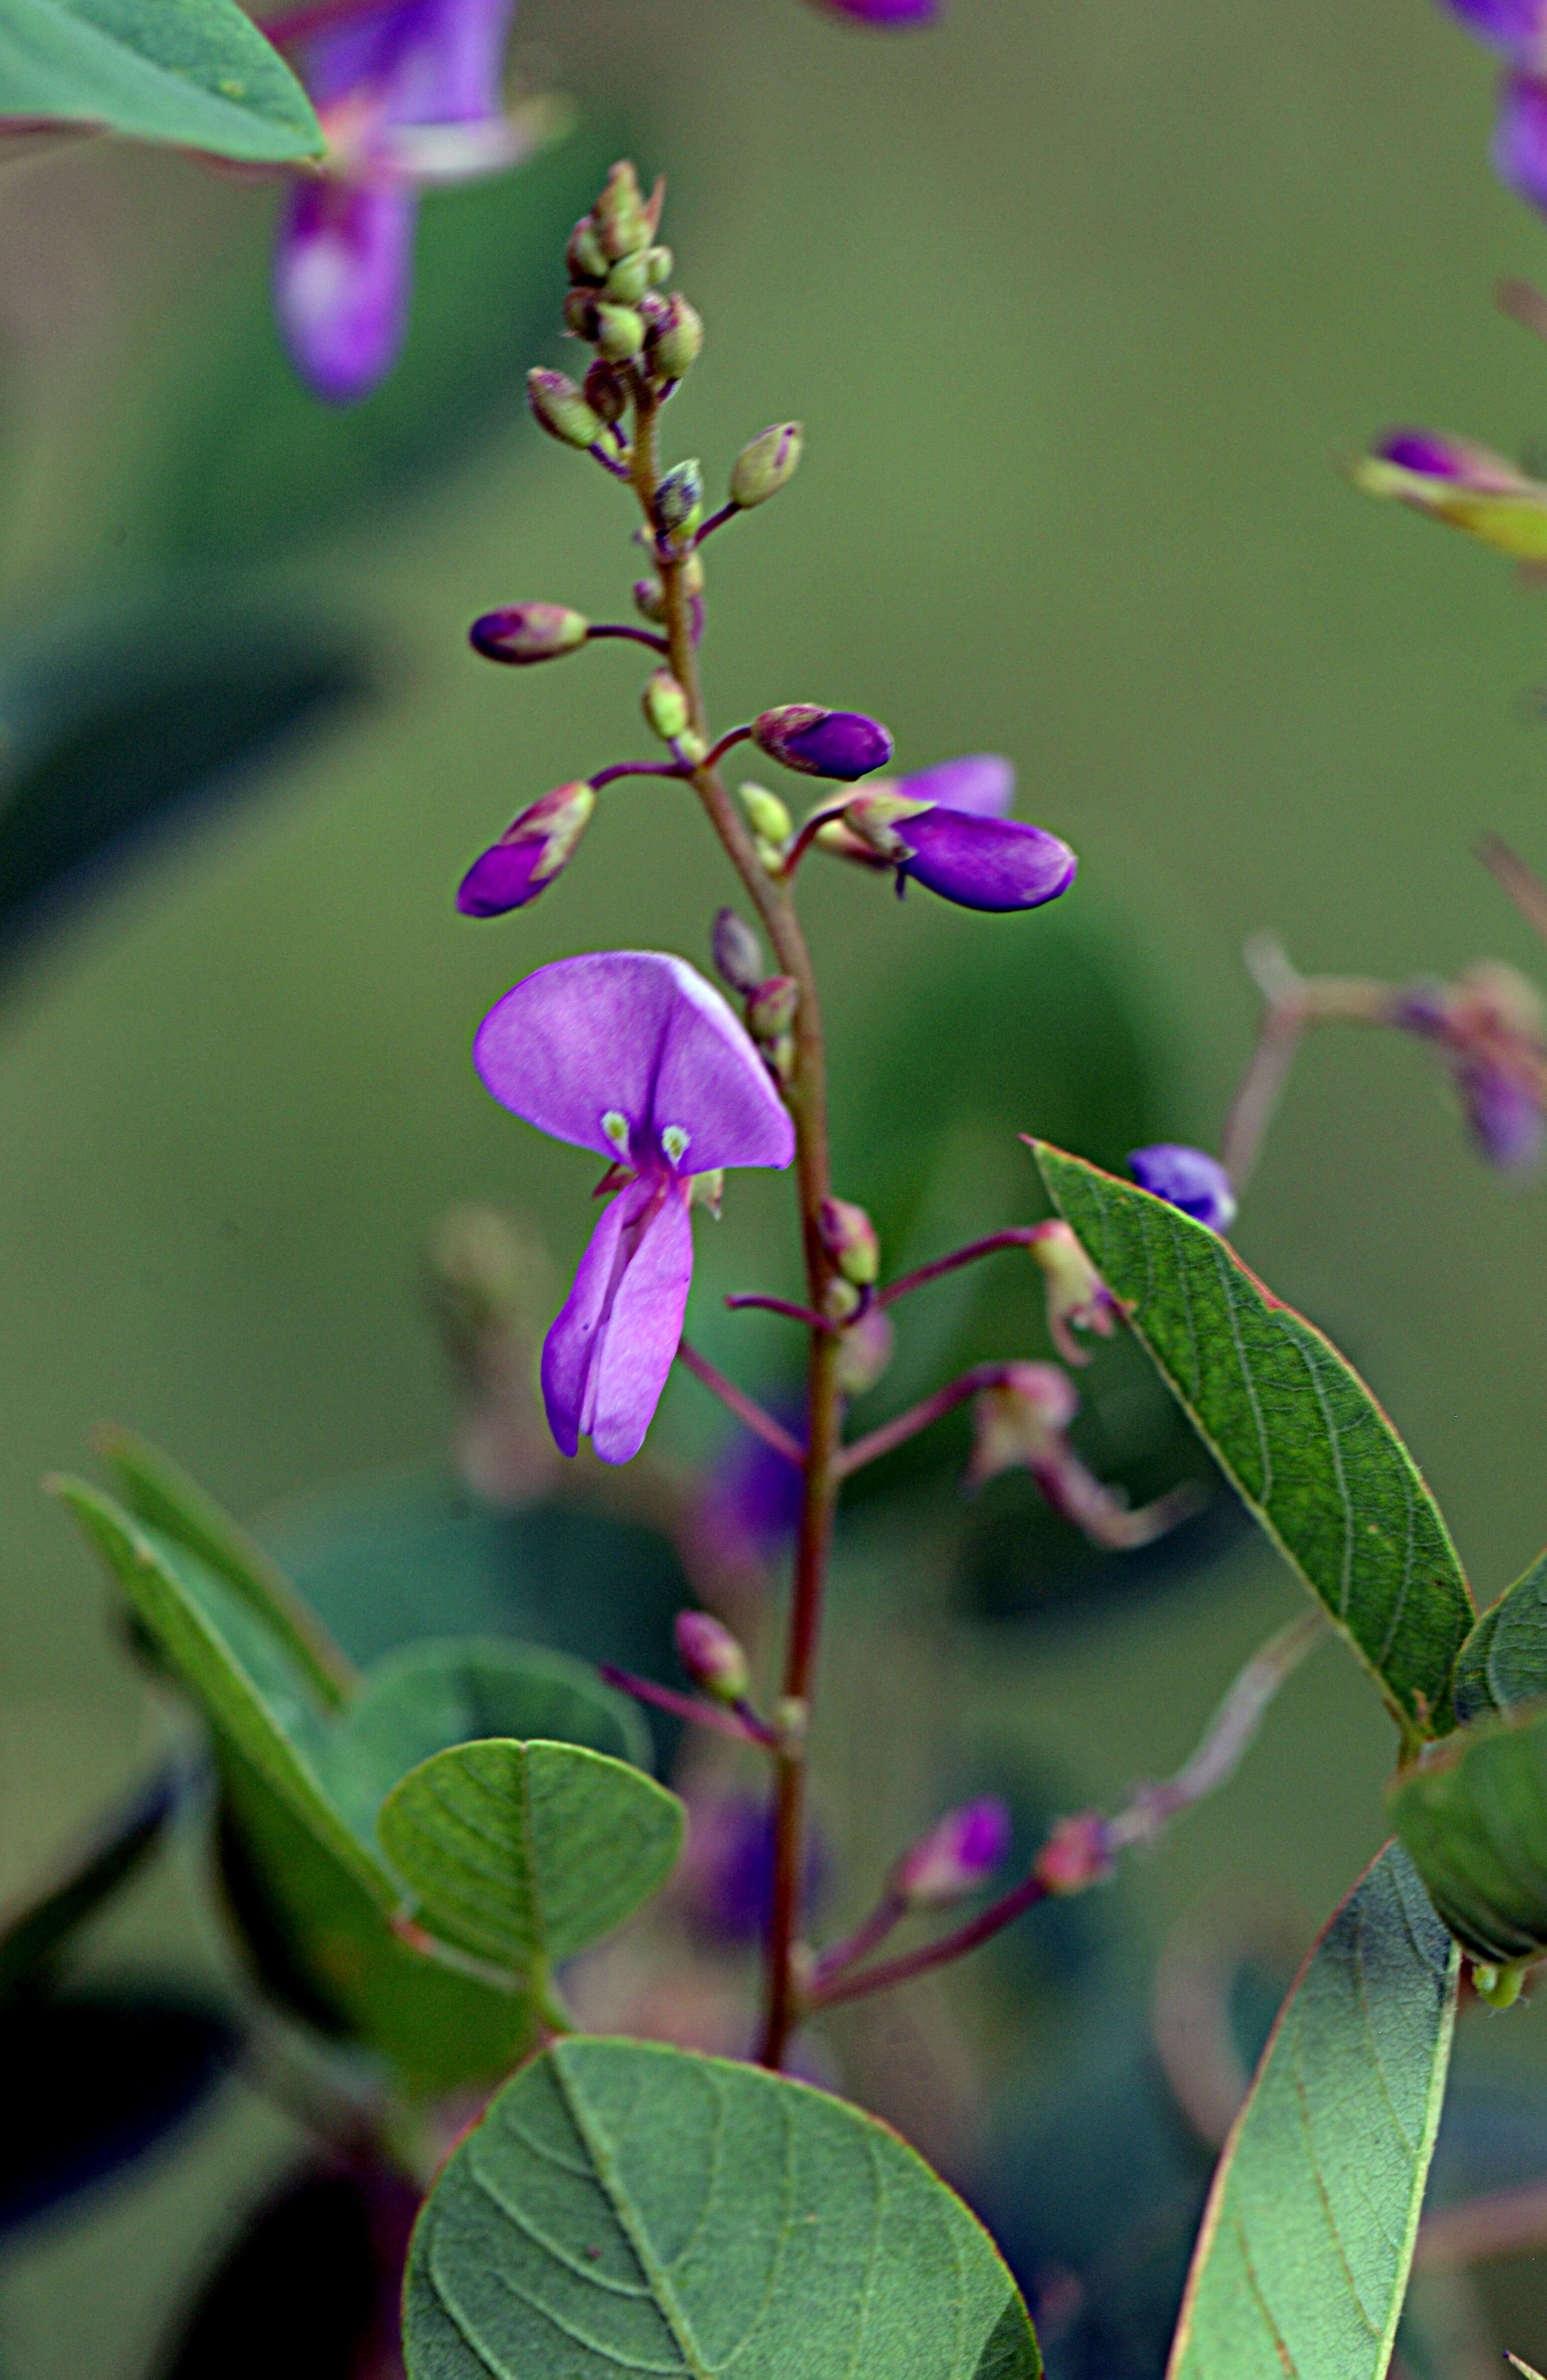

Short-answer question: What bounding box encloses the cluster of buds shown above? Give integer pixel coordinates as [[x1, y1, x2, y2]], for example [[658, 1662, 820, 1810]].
[[1392, 961, 1547, 1169]]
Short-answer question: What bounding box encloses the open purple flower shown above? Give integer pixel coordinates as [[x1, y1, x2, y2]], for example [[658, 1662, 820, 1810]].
[[270, 0, 547, 401], [1128, 1144, 1238, 1232], [473, 952, 795, 1462], [841, 783, 1077, 912]]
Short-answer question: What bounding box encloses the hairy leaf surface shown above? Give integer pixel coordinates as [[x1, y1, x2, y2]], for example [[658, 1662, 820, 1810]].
[[1034, 1145, 1472, 1736], [1167, 1844, 1457, 2380], [1389, 1702, 1547, 1965], [0, 0, 321, 160], [405, 2037, 1040, 2380], [1452, 1549, 1547, 1725]]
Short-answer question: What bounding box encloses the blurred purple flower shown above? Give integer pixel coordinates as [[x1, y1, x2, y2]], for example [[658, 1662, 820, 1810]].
[[473, 952, 794, 1463], [894, 751, 1017, 818], [894, 1797, 1013, 1909], [695, 1417, 805, 1574], [269, 0, 547, 401], [1439, 0, 1547, 62], [1128, 1144, 1238, 1232], [1394, 962, 1547, 1171], [676, 1791, 827, 1946], [1496, 70, 1547, 206], [808, 0, 941, 21]]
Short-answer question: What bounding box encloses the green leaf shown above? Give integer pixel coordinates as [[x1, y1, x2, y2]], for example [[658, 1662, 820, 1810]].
[[379, 1740, 682, 1973], [1033, 1144, 1473, 1738], [97, 1427, 355, 1708], [0, 0, 323, 162], [1389, 1701, 1547, 1966], [1451, 1547, 1547, 1725], [1167, 1844, 1458, 2380], [404, 2038, 1040, 2380]]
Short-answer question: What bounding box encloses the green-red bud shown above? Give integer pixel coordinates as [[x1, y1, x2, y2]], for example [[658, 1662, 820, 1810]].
[[648, 294, 704, 382], [583, 359, 628, 427], [632, 576, 667, 624], [643, 669, 693, 743], [527, 368, 604, 450], [819, 1196, 880, 1287], [674, 1609, 750, 1704], [647, 245, 673, 287], [730, 422, 803, 509], [566, 216, 608, 285], [594, 160, 652, 263], [747, 975, 797, 1041], [469, 603, 589, 665], [595, 303, 645, 363]]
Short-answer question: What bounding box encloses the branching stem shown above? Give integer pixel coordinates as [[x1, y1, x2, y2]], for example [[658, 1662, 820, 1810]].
[[675, 1340, 804, 1465]]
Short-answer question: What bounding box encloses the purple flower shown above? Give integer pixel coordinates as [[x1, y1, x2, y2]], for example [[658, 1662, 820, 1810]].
[[808, 0, 941, 20], [893, 1797, 1013, 1909], [895, 751, 1017, 818], [1395, 962, 1547, 1170], [457, 781, 595, 917], [1458, 1061, 1546, 1168], [842, 788, 1078, 913], [752, 706, 894, 781], [1128, 1144, 1238, 1232], [473, 952, 795, 1462], [270, 0, 542, 402], [1439, 0, 1547, 62]]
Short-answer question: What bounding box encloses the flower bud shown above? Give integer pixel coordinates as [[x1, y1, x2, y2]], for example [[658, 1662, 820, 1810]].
[[1028, 1220, 1116, 1365], [674, 1609, 750, 1704], [747, 975, 798, 1042], [595, 303, 645, 363], [819, 1196, 879, 1286], [753, 706, 894, 781], [604, 250, 653, 303], [967, 1363, 1079, 1488], [822, 1277, 862, 1323], [1127, 1145, 1238, 1233], [643, 669, 693, 743], [1033, 1811, 1114, 1896], [566, 216, 609, 285], [583, 358, 628, 427], [730, 422, 803, 509], [687, 1169, 725, 1217], [738, 781, 792, 843], [893, 1797, 1012, 1909], [468, 602, 589, 666], [456, 781, 596, 918], [712, 906, 766, 996], [562, 289, 600, 339], [632, 576, 667, 623], [647, 294, 704, 381], [653, 458, 703, 538], [845, 792, 1078, 912], [834, 1305, 895, 1395], [527, 367, 603, 450], [593, 160, 652, 263], [647, 244, 673, 286]]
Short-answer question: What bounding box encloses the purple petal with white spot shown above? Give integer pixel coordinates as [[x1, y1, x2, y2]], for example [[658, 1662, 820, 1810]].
[[540, 1181, 638, 1459], [897, 811, 1077, 912], [540, 1178, 696, 1464], [274, 177, 415, 404], [897, 753, 1016, 818], [474, 951, 795, 1173], [1496, 71, 1547, 210], [1128, 1144, 1238, 1232]]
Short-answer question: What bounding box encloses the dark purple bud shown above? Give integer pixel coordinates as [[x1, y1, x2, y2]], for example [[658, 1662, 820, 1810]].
[[1458, 1061, 1546, 1169], [674, 1609, 751, 1703], [1127, 1143, 1238, 1232], [752, 706, 894, 780], [712, 907, 765, 996], [893, 1797, 1012, 1909], [469, 602, 589, 665], [456, 781, 595, 918], [844, 792, 1077, 913], [583, 358, 629, 427]]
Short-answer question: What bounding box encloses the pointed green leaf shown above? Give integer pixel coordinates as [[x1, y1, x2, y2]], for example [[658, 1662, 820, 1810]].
[[378, 1740, 683, 1974], [0, 0, 322, 162], [1167, 1844, 1458, 2380], [1389, 1701, 1547, 1966], [1451, 1548, 1547, 1725], [97, 1427, 355, 1708], [1033, 1144, 1473, 1737], [405, 2037, 1040, 2380]]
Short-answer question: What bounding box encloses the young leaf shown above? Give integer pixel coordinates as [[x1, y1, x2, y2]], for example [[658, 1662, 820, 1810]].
[[1451, 1547, 1547, 1725], [405, 2038, 1041, 2380], [378, 1741, 683, 1973], [1389, 1702, 1547, 1966], [1033, 1144, 1473, 1738], [0, 0, 323, 163], [1167, 1844, 1458, 2380], [96, 1427, 355, 1708]]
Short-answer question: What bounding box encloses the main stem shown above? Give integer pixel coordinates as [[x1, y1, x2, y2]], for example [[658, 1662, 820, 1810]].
[[631, 385, 840, 2069]]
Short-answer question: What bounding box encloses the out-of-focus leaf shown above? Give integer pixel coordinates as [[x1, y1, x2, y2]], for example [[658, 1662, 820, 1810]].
[[0, 0, 321, 161], [0, 593, 367, 970], [0, 1758, 186, 2004], [1452, 1548, 1547, 1725], [1166, 1845, 1457, 2380], [1389, 1702, 1547, 1967], [100, 1427, 355, 1708], [146, 130, 616, 565], [379, 1740, 683, 1973], [0, 1984, 234, 2236], [156, 2159, 419, 2380], [1035, 1145, 1473, 1740], [405, 2038, 1041, 2380]]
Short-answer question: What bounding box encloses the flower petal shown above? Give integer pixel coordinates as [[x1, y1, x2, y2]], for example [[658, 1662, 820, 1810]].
[[474, 951, 795, 1172], [588, 1186, 695, 1463], [274, 177, 415, 404], [1127, 1143, 1238, 1232], [538, 1183, 640, 1458], [1439, 0, 1547, 59], [294, 0, 516, 124], [897, 753, 1015, 818], [1496, 71, 1547, 210]]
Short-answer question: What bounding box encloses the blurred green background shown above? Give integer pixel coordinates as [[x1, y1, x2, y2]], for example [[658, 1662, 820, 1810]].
[[5, 0, 1547, 2370]]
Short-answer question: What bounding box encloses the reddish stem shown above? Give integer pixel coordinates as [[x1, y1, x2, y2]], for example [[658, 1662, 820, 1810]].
[[705, 727, 755, 771], [806, 1872, 1050, 2011], [694, 503, 740, 547], [725, 1292, 836, 1332], [874, 1228, 1046, 1311], [676, 1340, 805, 1465], [588, 624, 669, 656], [591, 760, 690, 790], [598, 1666, 775, 1748], [833, 1362, 1017, 1480], [807, 1889, 906, 1989]]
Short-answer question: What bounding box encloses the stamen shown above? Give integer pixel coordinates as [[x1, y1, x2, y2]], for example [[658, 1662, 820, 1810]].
[[602, 1110, 631, 1156], [661, 1124, 691, 1166]]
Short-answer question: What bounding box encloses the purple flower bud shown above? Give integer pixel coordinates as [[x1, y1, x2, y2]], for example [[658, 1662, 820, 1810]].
[[808, 0, 941, 21], [468, 602, 589, 664], [674, 1609, 751, 1703], [711, 907, 766, 997], [456, 782, 596, 917], [893, 1797, 1012, 1909], [1127, 1144, 1238, 1233], [818, 1195, 880, 1286], [843, 792, 1078, 913], [752, 706, 894, 781], [1373, 427, 1528, 492], [1497, 71, 1547, 211]]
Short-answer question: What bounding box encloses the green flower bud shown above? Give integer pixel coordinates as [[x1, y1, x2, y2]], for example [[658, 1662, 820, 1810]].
[[595, 303, 645, 364], [527, 368, 603, 450], [643, 669, 693, 743], [566, 216, 608, 285], [647, 245, 673, 287], [594, 160, 652, 264], [730, 422, 803, 509], [819, 1196, 880, 1288], [632, 576, 666, 624], [747, 975, 797, 1041], [738, 781, 792, 844], [469, 603, 589, 665], [604, 250, 652, 304], [653, 459, 703, 538], [648, 293, 704, 382]]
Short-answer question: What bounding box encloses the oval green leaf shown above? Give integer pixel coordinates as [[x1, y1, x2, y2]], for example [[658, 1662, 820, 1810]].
[[1389, 1701, 1547, 1965], [0, 0, 322, 161], [1033, 1143, 1473, 1738], [1167, 1843, 1458, 2380], [1451, 1548, 1547, 1726], [405, 2037, 1040, 2380], [378, 1740, 683, 1973]]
